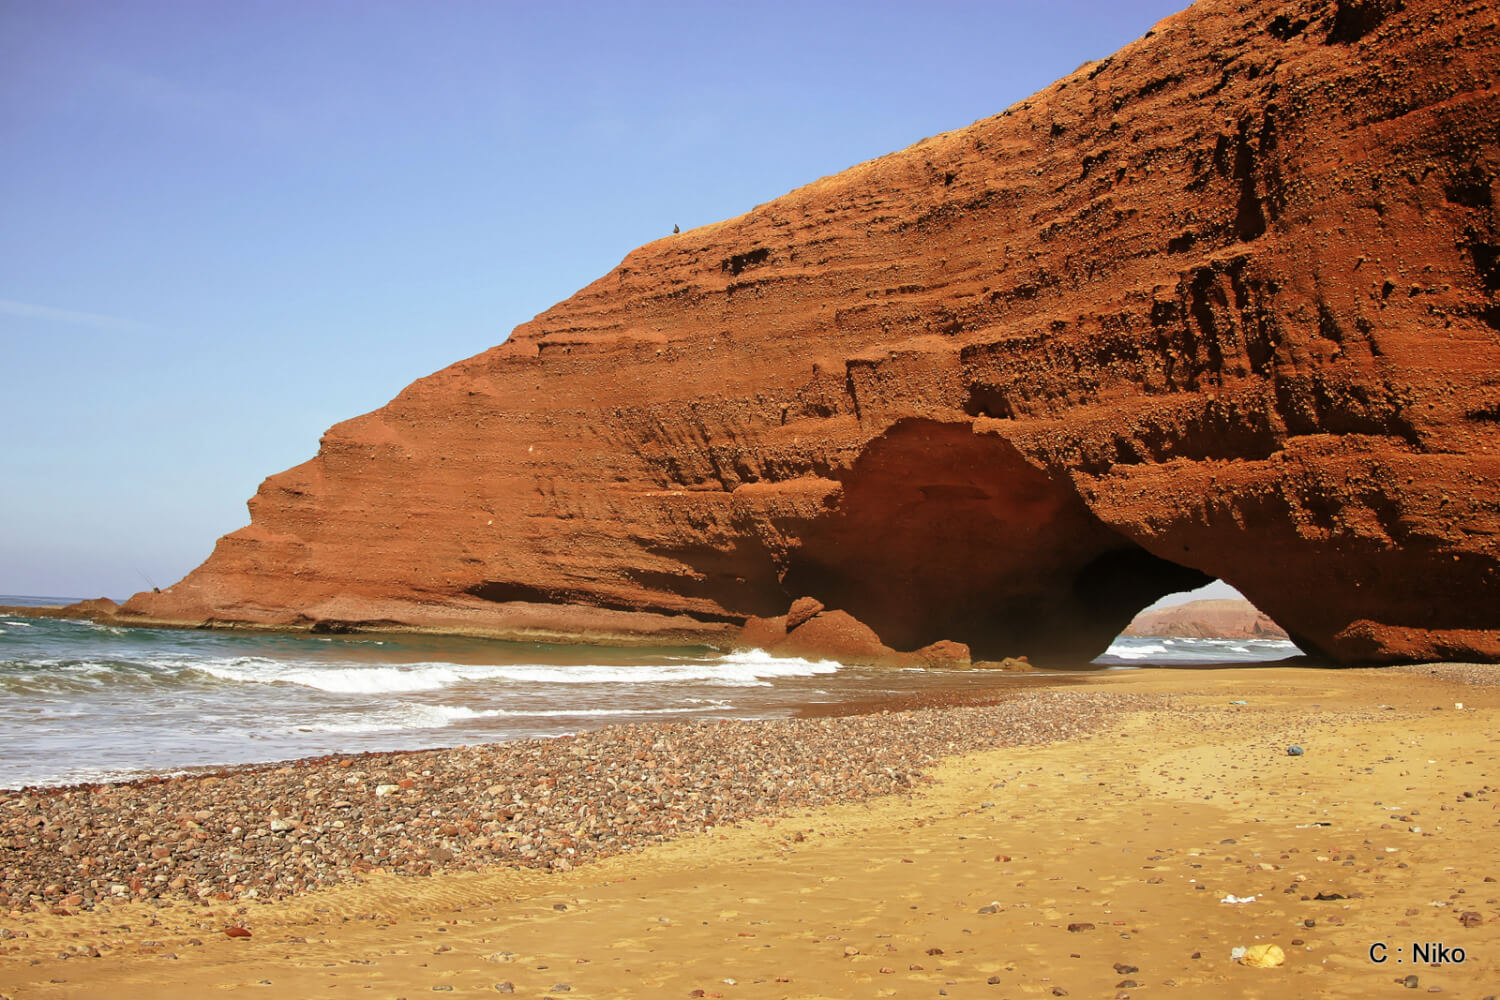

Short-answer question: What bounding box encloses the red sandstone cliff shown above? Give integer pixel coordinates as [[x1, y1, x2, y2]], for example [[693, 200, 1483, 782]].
[[123, 0, 1500, 665], [1123, 599, 1291, 640]]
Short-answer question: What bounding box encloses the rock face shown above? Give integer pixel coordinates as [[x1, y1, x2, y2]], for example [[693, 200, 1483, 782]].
[[0, 598, 120, 621], [1124, 599, 1292, 640], [123, 0, 1500, 665]]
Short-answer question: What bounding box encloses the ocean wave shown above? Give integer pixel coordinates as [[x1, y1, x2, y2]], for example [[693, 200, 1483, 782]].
[[195, 661, 471, 694], [1, 648, 840, 698], [185, 650, 839, 694], [0, 658, 227, 694]]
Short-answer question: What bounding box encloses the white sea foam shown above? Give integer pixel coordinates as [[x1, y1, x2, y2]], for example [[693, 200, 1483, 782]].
[[20, 764, 181, 788], [1098, 636, 1301, 664], [185, 650, 839, 694], [301, 702, 493, 733], [280, 665, 469, 694], [193, 661, 512, 693], [82, 623, 126, 635], [1104, 642, 1168, 660], [300, 700, 731, 734]]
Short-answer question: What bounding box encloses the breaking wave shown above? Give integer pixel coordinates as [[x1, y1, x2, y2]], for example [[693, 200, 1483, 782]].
[[189, 649, 838, 693], [1096, 636, 1301, 665]]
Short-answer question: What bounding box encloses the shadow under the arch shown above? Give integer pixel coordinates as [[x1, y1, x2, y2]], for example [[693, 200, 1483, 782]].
[[780, 417, 1217, 667]]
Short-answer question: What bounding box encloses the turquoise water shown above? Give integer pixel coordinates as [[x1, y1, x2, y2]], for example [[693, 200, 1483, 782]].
[[0, 596, 1299, 789]]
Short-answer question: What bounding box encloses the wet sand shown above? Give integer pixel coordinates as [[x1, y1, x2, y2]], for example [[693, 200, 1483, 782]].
[[2, 664, 1497, 998]]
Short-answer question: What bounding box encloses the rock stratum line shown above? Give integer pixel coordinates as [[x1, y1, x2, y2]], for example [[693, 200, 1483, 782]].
[[122, 0, 1500, 665]]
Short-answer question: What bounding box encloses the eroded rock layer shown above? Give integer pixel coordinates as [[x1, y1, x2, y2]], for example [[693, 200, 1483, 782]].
[[1123, 598, 1292, 640], [124, 0, 1500, 664]]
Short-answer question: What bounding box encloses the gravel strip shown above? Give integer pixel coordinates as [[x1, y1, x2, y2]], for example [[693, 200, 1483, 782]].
[[1376, 662, 1500, 687], [0, 688, 1162, 912]]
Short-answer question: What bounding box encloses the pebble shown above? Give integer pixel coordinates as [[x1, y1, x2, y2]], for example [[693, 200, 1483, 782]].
[[1385, 663, 1500, 687], [0, 690, 1161, 910]]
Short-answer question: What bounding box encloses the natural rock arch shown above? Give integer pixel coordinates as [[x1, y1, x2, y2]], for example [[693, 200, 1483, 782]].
[[118, 0, 1500, 666]]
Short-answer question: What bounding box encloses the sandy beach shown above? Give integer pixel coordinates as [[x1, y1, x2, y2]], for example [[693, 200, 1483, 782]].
[[2, 664, 1497, 998]]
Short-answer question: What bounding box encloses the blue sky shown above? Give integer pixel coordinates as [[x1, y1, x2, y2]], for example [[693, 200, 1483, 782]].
[[2, 0, 1196, 600]]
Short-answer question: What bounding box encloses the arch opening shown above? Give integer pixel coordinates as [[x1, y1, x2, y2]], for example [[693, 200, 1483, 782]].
[[782, 419, 1215, 666], [1098, 577, 1307, 665]]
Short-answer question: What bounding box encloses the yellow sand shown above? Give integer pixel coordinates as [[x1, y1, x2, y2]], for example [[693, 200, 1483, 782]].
[[3, 666, 1497, 998]]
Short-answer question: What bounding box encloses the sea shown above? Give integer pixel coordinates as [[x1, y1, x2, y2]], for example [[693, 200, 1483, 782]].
[[0, 595, 1301, 790]]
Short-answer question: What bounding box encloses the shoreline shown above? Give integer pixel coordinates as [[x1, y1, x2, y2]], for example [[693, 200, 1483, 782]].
[[4, 608, 1307, 795], [0, 684, 1146, 912], [1, 673, 1079, 795], [1, 663, 1495, 997]]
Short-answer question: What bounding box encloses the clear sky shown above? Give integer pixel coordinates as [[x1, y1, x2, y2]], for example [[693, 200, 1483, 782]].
[[2, 0, 1195, 601]]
